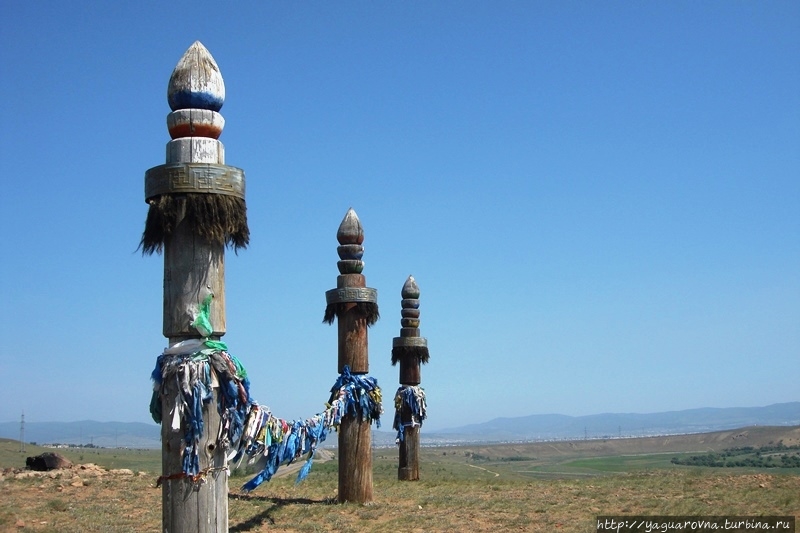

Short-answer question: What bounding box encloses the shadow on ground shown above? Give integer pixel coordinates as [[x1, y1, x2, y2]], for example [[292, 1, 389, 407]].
[[228, 493, 334, 532]]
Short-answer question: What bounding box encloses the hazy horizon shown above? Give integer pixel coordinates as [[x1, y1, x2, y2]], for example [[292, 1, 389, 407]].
[[3, 400, 798, 434]]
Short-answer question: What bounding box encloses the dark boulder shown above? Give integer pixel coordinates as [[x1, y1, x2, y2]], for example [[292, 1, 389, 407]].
[[26, 452, 73, 471]]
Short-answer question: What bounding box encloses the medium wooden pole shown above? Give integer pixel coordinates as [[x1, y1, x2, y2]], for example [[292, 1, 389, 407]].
[[142, 41, 247, 533], [324, 208, 379, 504], [392, 276, 429, 481]]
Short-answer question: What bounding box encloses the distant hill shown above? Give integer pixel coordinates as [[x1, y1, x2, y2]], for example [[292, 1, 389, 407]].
[[431, 425, 800, 460], [2, 402, 797, 448], [425, 402, 800, 443]]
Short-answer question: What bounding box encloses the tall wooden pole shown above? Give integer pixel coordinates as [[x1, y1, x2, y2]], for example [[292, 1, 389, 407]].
[[142, 42, 247, 533], [324, 208, 379, 504], [392, 275, 429, 481]]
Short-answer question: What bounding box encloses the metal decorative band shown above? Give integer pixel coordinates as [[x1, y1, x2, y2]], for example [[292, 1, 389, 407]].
[[392, 337, 428, 348], [145, 163, 245, 200], [325, 287, 378, 305]]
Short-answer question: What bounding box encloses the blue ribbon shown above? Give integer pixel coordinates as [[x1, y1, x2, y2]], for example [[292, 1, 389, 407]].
[[151, 351, 383, 491], [393, 385, 427, 443]]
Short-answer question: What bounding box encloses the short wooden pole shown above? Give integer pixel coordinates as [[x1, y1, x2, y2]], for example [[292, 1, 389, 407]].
[[392, 276, 429, 481], [324, 209, 378, 504], [142, 41, 247, 533]]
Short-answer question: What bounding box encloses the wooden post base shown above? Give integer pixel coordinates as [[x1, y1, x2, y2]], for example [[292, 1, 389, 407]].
[[338, 416, 373, 503], [161, 383, 228, 532], [398, 425, 420, 481]]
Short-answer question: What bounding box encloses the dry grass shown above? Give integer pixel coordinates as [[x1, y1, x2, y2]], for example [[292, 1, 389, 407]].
[[2, 428, 798, 532], [1, 457, 798, 532]]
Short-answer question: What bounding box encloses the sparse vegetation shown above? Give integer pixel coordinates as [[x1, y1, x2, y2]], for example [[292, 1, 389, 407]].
[[1, 428, 798, 532], [671, 443, 800, 468]]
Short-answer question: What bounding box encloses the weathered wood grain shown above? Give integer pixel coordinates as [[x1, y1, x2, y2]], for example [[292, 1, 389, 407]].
[[160, 381, 228, 532], [398, 425, 420, 481], [338, 416, 374, 503], [336, 274, 369, 374], [163, 223, 225, 339]]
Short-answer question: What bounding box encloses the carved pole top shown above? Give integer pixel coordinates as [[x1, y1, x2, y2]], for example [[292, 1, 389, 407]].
[[397, 274, 422, 335], [324, 207, 379, 324], [140, 41, 248, 254], [392, 274, 428, 358], [167, 41, 225, 112], [337, 208, 364, 245], [336, 208, 365, 275], [401, 275, 420, 299], [162, 41, 227, 160]]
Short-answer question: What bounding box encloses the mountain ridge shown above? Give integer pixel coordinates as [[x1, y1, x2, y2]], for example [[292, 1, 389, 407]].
[[2, 402, 797, 448], [430, 402, 800, 442]]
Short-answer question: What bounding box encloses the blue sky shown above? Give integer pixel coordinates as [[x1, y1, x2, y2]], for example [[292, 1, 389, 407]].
[[1, 2, 798, 432]]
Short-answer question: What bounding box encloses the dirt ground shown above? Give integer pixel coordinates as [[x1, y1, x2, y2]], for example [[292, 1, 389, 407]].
[[2, 463, 798, 532]]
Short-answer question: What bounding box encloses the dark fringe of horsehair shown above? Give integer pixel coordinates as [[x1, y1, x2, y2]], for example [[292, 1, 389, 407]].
[[323, 302, 380, 326], [140, 194, 249, 255], [391, 345, 430, 366]]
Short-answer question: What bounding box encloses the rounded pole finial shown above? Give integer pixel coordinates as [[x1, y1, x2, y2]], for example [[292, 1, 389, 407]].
[[167, 41, 226, 112], [336, 208, 365, 275], [337, 208, 364, 245], [401, 275, 420, 299]]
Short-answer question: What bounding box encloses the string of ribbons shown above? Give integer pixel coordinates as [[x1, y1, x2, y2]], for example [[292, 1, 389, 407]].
[[393, 385, 427, 443], [150, 337, 383, 492], [237, 364, 382, 492]]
